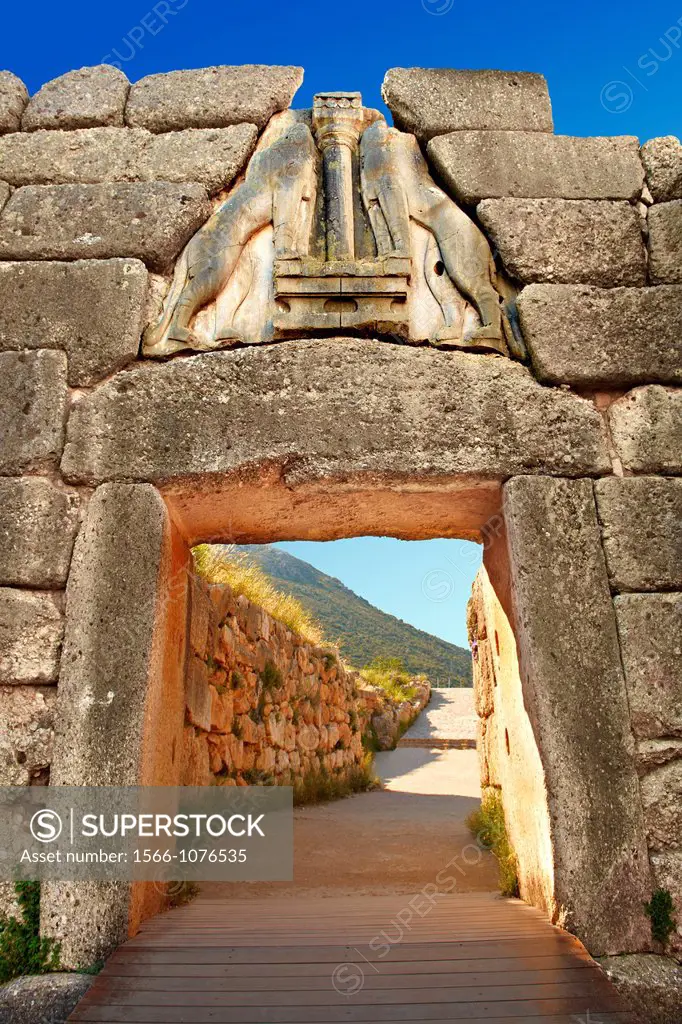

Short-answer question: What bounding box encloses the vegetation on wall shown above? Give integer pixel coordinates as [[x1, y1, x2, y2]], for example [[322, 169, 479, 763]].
[[645, 887, 677, 945], [293, 753, 377, 805], [466, 789, 519, 898], [360, 656, 419, 702], [0, 881, 61, 984]]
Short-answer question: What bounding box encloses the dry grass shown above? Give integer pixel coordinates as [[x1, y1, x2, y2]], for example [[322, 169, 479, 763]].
[[360, 656, 419, 702], [193, 545, 325, 645]]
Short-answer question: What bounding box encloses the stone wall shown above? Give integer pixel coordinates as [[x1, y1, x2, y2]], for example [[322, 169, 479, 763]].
[[182, 574, 366, 789], [357, 680, 431, 751], [0, 62, 679, 972]]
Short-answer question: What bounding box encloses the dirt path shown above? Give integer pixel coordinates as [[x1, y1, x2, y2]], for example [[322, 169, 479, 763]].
[[201, 745, 499, 900]]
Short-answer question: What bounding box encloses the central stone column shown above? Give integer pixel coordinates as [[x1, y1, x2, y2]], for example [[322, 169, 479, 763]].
[[312, 92, 365, 260]]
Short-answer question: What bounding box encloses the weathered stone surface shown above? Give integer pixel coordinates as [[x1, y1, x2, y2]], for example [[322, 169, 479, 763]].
[[477, 199, 646, 286], [22, 65, 129, 130], [641, 760, 682, 849], [0, 589, 63, 685], [0, 182, 9, 211], [0, 349, 67, 474], [638, 739, 682, 773], [0, 972, 94, 1023], [608, 386, 682, 475], [0, 182, 210, 271], [598, 954, 682, 1024], [0, 71, 28, 133], [50, 484, 170, 787], [429, 132, 644, 203], [0, 260, 147, 385], [648, 200, 682, 284], [595, 478, 682, 592], [0, 477, 79, 587], [504, 476, 652, 954], [641, 136, 682, 202], [125, 65, 303, 132], [616, 594, 682, 739], [0, 124, 258, 195], [0, 685, 56, 785], [517, 284, 682, 387], [61, 341, 610, 485], [382, 69, 553, 142]]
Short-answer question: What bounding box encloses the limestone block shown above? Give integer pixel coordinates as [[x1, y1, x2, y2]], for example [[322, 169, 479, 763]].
[[648, 200, 682, 284], [0, 349, 67, 474], [598, 954, 682, 1024], [608, 386, 682, 475], [0, 71, 28, 133], [61, 340, 610, 485], [428, 132, 644, 204], [0, 259, 147, 385], [641, 136, 682, 202], [0, 124, 258, 195], [595, 478, 682, 592], [616, 594, 682, 739], [517, 284, 682, 387], [186, 656, 211, 731], [641, 760, 682, 849], [22, 66, 128, 130], [477, 199, 646, 286], [382, 69, 553, 142], [0, 477, 79, 587], [0, 589, 63, 685], [0, 973, 94, 1024], [0, 684, 56, 785], [637, 739, 682, 773], [126, 65, 303, 132], [0, 182, 210, 272], [504, 476, 652, 954], [0, 181, 9, 211], [49, 483, 171, 786]]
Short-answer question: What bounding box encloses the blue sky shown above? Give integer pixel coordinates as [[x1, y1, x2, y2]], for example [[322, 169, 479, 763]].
[[5, 0, 679, 647]]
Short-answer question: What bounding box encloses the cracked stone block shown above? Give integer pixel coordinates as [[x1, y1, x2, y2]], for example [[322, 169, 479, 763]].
[[0, 589, 64, 685], [641, 759, 682, 850], [0, 684, 56, 785], [125, 65, 303, 132], [616, 593, 682, 739], [641, 136, 682, 202], [0, 181, 210, 271], [608, 386, 682, 475], [0, 259, 147, 385], [0, 71, 28, 133], [595, 477, 682, 592], [22, 64, 129, 130], [648, 199, 682, 284], [382, 68, 553, 141], [0, 477, 80, 587], [478, 199, 646, 286], [517, 284, 682, 388], [429, 131, 644, 203], [598, 954, 682, 1024], [0, 349, 67, 474]]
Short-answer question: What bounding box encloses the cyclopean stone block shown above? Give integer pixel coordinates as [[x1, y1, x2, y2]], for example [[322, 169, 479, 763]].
[[595, 477, 682, 592], [641, 136, 682, 202], [125, 65, 303, 132], [0, 477, 80, 587], [0, 349, 67, 474], [382, 68, 553, 142], [517, 284, 682, 388], [0, 260, 148, 385], [60, 340, 611, 485], [503, 476, 652, 954], [0, 589, 64, 685], [648, 200, 682, 284], [428, 132, 644, 204], [0, 973, 94, 1024], [0, 181, 9, 211], [21, 65, 129, 130], [640, 759, 682, 850], [0, 124, 258, 195], [0, 71, 28, 133], [477, 199, 646, 286], [0, 684, 57, 785], [0, 181, 210, 272], [598, 954, 682, 1024], [608, 386, 682, 475], [615, 593, 682, 740]]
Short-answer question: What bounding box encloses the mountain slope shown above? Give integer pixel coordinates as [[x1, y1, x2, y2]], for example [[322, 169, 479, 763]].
[[235, 545, 472, 686]]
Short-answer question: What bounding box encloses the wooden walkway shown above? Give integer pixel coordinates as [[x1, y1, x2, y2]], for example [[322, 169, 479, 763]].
[[69, 893, 636, 1023]]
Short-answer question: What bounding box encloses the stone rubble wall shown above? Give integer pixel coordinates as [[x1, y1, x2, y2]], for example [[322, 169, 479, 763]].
[[357, 680, 431, 751]]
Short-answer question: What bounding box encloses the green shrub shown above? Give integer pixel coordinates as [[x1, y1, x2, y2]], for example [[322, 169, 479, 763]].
[[360, 656, 418, 703], [231, 670, 243, 689], [260, 660, 283, 692], [0, 881, 61, 984], [293, 754, 377, 806], [645, 888, 677, 945], [466, 789, 519, 898]]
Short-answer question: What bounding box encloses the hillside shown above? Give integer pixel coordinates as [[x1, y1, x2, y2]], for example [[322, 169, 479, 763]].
[[234, 544, 472, 686]]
